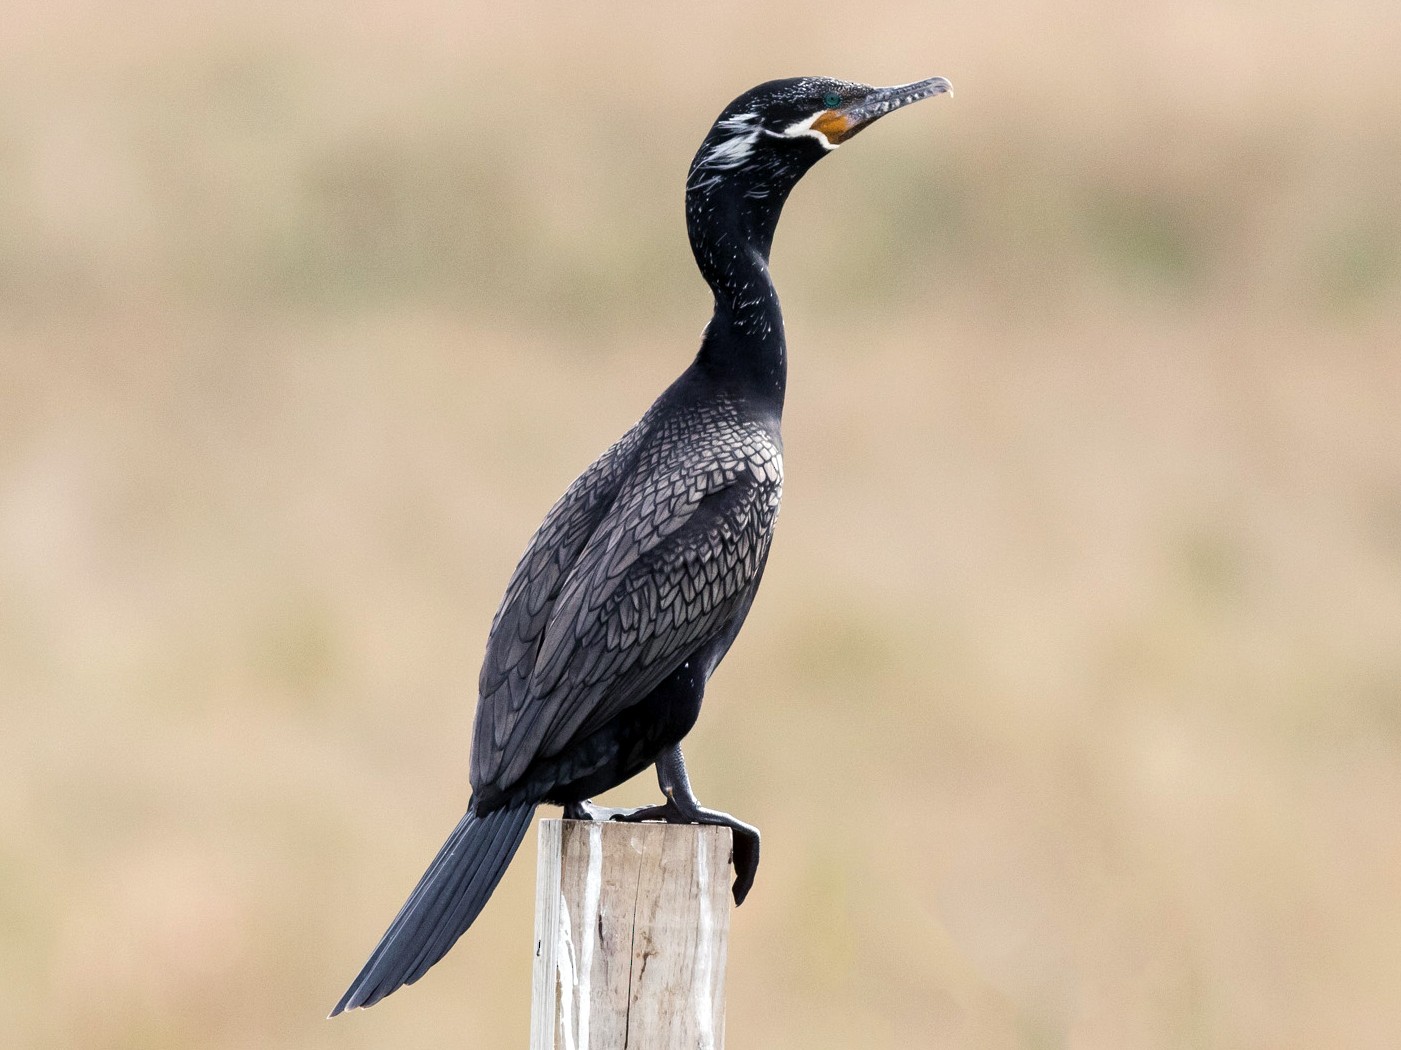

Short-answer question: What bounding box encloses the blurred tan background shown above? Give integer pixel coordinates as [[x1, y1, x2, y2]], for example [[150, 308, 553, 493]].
[[3, 1, 1400, 1047]]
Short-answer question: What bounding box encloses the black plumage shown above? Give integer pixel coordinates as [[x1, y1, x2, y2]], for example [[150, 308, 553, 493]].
[[332, 73, 950, 1016]]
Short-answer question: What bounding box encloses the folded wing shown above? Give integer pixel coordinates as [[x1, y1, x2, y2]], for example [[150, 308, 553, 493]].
[[471, 413, 781, 795]]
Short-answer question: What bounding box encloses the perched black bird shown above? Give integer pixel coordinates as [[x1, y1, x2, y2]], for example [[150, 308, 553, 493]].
[[332, 74, 951, 1016]]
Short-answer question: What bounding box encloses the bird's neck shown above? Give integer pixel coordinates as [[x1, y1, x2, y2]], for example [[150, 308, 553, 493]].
[[686, 185, 788, 410]]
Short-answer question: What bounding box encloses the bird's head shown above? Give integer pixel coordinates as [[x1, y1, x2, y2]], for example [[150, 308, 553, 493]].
[[687, 75, 952, 199]]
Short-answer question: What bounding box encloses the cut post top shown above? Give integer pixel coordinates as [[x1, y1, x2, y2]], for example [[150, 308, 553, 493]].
[[531, 820, 734, 1050]]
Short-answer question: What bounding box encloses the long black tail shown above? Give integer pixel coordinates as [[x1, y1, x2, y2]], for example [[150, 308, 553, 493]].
[[330, 800, 535, 1015]]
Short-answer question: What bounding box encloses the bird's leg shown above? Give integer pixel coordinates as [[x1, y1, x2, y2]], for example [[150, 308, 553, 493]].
[[609, 744, 761, 905]]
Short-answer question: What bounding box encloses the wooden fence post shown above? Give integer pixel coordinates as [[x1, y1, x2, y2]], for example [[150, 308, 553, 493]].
[[530, 819, 733, 1050]]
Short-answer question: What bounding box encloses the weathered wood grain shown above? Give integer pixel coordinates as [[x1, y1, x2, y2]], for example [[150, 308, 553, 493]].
[[530, 819, 733, 1050]]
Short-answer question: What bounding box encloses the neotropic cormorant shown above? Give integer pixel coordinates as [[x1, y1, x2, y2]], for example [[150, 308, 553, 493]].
[[332, 74, 951, 1016]]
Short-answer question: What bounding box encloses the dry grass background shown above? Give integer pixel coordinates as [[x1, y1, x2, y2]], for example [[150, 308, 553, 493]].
[[3, 1, 1400, 1047]]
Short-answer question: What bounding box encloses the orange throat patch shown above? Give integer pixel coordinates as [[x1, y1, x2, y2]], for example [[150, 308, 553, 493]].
[[811, 109, 855, 145]]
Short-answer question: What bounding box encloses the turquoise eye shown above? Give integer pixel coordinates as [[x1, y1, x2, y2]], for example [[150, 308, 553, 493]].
[[822, 92, 841, 108]]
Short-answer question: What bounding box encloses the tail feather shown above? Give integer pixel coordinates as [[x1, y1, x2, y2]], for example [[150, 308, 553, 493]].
[[331, 801, 535, 1016], [410, 811, 519, 979]]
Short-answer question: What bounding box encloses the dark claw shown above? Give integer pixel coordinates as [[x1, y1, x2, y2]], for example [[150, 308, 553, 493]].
[[726, 820, 760, 905]]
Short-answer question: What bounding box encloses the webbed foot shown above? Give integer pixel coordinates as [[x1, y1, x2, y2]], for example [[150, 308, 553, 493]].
[[561, 799, 636, 821], [610, 798, 760, 905]]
